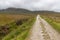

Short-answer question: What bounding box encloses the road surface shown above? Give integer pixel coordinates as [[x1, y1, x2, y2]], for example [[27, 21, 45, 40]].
[[26, 15, 60, 40]]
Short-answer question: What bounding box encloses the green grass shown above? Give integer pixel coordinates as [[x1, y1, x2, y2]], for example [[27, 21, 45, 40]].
[[41, 16, 60, 33], [2, 17, 36, 40], [0, 14, 36, 40]]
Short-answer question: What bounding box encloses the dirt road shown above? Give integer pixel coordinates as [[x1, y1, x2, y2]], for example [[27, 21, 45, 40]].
[[26, 15, 60, 40]]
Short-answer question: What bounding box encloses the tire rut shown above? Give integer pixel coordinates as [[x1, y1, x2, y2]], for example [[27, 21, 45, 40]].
[[40, 21, 51, 40]]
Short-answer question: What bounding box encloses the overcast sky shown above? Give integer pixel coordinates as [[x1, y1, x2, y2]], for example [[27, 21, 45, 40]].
[[0, 0, 60, 12]]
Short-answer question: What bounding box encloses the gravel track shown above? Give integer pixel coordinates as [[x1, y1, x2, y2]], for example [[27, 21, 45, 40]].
[[26, 15, 60, 40]]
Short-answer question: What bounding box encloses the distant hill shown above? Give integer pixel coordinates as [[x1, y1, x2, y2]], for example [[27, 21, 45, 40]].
[[0, 8, 30, 12], [0, 8, 59, 14]]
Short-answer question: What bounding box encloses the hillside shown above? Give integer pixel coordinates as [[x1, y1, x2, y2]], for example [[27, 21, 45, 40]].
[[0, 8, 60, 14]]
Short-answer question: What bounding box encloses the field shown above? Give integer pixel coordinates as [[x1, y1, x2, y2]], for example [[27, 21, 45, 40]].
[[0, 14, 34, 25], [0, 12, 60, 40], [41, 13, 60, 33], [0, 14, 36, 40]]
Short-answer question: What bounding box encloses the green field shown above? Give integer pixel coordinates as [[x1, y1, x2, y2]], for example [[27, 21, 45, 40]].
[[0, 14, 36, 40]]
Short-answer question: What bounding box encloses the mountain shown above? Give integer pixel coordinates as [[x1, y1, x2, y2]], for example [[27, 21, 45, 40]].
[[0, 8, 59, 14], [0, 8, 31, 12]]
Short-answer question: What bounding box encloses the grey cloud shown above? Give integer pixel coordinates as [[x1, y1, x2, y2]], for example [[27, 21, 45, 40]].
[[0, 0, 60, 12]]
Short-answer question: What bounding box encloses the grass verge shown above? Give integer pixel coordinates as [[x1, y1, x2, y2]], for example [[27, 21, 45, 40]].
[[41, 16, 60, 33]]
